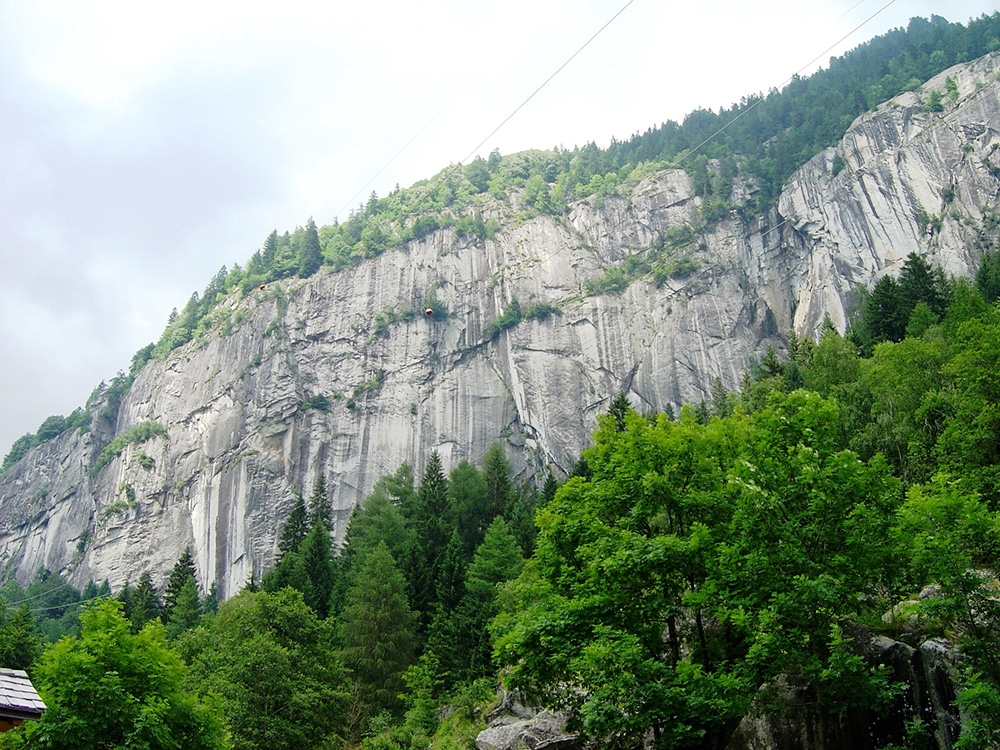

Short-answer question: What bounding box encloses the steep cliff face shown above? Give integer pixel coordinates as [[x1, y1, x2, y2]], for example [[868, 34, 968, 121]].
[[3, 55, 1000, 597]]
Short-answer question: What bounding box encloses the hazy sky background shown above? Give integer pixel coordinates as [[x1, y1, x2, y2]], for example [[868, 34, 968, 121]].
[[1, 0, 997, 455]]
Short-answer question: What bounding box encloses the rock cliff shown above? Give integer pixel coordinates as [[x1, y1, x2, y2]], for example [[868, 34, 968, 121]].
[[3, 55, 1000, 597]]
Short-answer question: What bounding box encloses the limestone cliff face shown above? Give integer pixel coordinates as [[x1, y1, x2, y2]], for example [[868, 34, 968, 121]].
[[3, 55, 1000, 597]]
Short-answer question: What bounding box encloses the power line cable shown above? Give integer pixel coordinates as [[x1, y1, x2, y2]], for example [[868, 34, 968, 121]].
[[458, 0, 638, 166], [3, 578, 80, 607], [331, 0, 639, 220], [664, 0, 897, 172]]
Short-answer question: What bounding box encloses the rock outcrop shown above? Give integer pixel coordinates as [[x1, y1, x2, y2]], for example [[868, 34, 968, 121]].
[[3, 55, 1000, 596], [725, 636, 963, 750]]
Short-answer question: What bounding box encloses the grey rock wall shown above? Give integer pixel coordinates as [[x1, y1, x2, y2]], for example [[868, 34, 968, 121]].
[[3, 55, 1000, 597]]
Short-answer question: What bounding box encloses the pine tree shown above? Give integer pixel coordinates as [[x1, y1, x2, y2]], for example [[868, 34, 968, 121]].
[[609, 391, 633, 432], [278, 491, 309, 556], [308, 474, 332, 530], [458, 517, 524, 680], [298, 217, 322, 278], [202, 582, 219, 614], [165, 578, 202, 640], [405, 453, 451, 629], [164, 547, 198, 617], [425, 534, 468, 687], [129, 572, 161, 633], [339, 544, 416, 723], [0, 600, 42, 670], [448, 460, 488, 555], [482, 442, 513, 521], [899, 251, 947, 318], [977, 248, 1000, 304], [300, 522, 335, 618], [261, 229, 278, 271]]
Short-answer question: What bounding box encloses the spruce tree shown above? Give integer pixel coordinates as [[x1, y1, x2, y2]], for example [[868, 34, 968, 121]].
[[460, 517, 524, 679], [977, 248, 1000, 304], [129, 572, 161, 632], [164, 547, 198, 617], [165, 578, 202, 640], [405, 452, 451, 630], [300, 522, 335, 618], [279, 491, 309, 556], [425, 533, 468, 686], [308, 474, 332, 530], [482, 442, 513, 521], [339, 544, 416, 723], [609, 391, 632, 432], [447, 460, 488, 555], [261, 229, 278, 271], [0, 600, 42, 670], [298, 217, 322, 278]]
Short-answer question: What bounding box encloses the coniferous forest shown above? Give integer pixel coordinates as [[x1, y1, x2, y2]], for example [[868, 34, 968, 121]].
[[5, 12, 1000, 750]]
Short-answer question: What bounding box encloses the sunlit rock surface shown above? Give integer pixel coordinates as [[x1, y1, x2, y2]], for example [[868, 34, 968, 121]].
[[3, 55, 1000, 597]]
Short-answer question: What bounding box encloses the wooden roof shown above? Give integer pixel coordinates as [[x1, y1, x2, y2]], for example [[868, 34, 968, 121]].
[[0, 669, 45, 722]]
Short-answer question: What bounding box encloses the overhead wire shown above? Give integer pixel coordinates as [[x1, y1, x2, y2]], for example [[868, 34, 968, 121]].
[[663, 0, 898, 173], [332, 0, 639, 219], [335, 0, 897, 223], [457, 0, 638, 167]]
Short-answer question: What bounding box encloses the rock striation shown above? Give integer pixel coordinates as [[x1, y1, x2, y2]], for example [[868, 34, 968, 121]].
[[4, 55, 1000, 597]]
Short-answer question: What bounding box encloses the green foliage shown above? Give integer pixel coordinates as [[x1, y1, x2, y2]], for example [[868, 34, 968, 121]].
[[163, 548, 198, 632], [977, 248, 1000, 304], [484, 298, 523, 340], [483, 299, 559, 341], [0, 599, 42, 670], [299, 522, 335, 619], [278, 491, 310, 556], [2, 434, 38, 472], [584, 267, 630, 296], [180, 588, 347, 750], [2, 410, 91, 473], [339, 544, 416, 728], [369, 305, 416, 342], [91, 421, 167, 478], [21, 600, 226, 750]]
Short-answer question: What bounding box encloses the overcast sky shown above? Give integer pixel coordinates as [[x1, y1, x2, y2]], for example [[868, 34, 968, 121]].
[[1, 0, 997, 456]]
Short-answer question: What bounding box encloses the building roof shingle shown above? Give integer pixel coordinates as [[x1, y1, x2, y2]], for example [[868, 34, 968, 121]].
[[0, 668, 46, 720]]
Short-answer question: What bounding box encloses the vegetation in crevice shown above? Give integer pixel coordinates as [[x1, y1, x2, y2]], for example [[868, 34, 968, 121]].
[[90, 421, 168, 478]]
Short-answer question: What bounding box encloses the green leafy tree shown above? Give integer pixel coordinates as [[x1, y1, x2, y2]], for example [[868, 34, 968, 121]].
[[494, 407, 752, 748], [180, 588, 347, 750], [715, 391, 903, 710], [19, 600, 225, 750], [935, 306, 1000, 504]]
